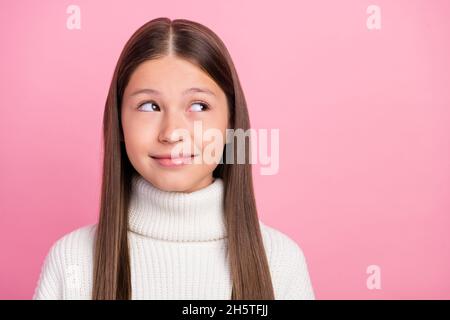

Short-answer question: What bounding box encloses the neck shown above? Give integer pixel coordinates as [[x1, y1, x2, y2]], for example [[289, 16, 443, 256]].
[[127, 174, 227, 242]]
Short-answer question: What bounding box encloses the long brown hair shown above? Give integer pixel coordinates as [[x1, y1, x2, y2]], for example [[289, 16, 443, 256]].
[[93, 17, 274, 300]]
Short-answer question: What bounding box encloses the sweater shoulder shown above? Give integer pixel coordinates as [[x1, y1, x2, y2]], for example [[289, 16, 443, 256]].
[[258, 220, 315, 299], [45, 224, 97, 267], [258, 220, 304, 258], [33, 224, 97, 299], [52, 224, 97, 253]]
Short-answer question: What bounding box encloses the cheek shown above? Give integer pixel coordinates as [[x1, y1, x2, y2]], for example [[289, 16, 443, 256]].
[[196, 118, 227, 163], [123, 115, 158, 151]]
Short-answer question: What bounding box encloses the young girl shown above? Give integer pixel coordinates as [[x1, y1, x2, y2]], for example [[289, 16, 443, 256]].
[[33, 17, 315, 300]]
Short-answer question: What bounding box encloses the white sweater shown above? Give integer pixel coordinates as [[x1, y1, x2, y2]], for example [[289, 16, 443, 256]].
[[33, 174, 315, 300]]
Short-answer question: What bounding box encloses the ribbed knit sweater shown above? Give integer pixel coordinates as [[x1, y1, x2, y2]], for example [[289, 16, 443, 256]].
[[33, 174, 315, 299]]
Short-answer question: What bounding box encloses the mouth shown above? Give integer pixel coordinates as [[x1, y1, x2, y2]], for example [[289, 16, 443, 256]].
[[150, 153, 199, 167]]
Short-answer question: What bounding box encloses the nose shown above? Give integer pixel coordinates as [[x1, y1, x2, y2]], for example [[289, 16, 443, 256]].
[[158, 111, 188, 144]]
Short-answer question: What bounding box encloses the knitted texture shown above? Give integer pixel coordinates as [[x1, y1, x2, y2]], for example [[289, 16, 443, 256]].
[[33, 174, 315, 299]]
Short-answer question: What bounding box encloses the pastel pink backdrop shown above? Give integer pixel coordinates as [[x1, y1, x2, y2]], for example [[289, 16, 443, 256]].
[[1, 0, 449, 299]]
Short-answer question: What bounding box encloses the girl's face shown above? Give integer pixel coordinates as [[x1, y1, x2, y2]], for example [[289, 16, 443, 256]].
[[121, 55, 229, 192]]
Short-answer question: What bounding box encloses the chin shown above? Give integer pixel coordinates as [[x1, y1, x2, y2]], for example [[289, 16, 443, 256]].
[[146, 172, 195, 192]]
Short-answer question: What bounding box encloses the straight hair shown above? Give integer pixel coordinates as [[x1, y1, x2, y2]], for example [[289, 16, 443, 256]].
[[92, 17, 275, 300]]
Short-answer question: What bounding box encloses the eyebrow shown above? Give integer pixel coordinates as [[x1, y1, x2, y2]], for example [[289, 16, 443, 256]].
[[129, 87, 216, 97]]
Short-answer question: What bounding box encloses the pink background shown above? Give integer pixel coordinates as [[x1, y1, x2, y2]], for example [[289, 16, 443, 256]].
[[1, 0, 449, 299]]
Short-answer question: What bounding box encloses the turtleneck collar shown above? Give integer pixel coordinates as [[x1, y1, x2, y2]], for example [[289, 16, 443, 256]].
[[127, 174, 227, 242]]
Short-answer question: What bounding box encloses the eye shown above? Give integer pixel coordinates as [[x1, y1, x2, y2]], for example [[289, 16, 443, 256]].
[[189, 101, 210, 112], [138, 101, 160, 112]]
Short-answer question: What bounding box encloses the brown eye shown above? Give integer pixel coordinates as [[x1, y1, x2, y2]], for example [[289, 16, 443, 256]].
[[138, 101, 160, 112], [189, 102, 210, 112]]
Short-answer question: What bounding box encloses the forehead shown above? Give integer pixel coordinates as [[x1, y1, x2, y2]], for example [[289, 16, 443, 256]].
[[124, 55, 223, 97]]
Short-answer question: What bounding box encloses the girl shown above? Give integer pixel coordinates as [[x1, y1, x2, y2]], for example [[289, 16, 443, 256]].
[[33, 17, 315, 300]]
